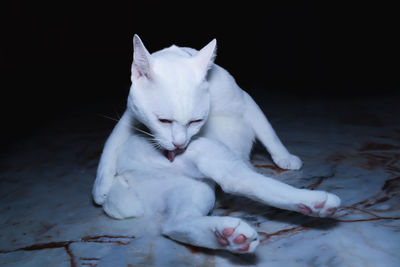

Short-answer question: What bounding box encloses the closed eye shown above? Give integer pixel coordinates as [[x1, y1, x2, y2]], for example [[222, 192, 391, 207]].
[[159, 119, 173, 124], [189, 119, 203, 125]]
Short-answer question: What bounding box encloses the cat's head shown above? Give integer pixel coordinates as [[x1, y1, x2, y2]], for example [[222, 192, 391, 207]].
[[128, 35, 216, 155]]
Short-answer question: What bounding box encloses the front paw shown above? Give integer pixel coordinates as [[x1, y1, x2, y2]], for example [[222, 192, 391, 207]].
[[215, 219, 259, 253], [272, 154, 303, 170], [92, 174, 114, 205], [93, 184, 108, 205]]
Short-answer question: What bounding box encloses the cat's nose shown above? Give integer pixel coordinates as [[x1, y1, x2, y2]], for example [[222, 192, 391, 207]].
[[173, 142, 185, 149]]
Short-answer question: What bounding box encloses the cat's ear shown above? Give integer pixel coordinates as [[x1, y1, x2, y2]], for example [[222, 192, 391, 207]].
[[131, 34, 152, 81], [192, 39, 217, 79]]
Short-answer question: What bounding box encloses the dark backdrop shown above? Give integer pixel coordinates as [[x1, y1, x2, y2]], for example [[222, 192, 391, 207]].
[[2, 3, 399, 141]]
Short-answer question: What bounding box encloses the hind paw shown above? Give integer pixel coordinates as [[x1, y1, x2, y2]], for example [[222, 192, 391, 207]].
[[297, 192, 341, 217], [215, 220, 259, 253]]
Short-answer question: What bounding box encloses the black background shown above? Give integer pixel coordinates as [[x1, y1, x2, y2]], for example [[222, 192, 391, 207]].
[[3, 3, 400, 142]]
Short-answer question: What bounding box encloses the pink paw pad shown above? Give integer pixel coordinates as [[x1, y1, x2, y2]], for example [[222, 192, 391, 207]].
[[215, 230, 229, 246], [222, 227, 235, 237], [326, 207, 337, 215], [238, 243, 250, 252], [298, 204, 312, 214], [314, 201, 325, 209], [233, 234, 247, 244]]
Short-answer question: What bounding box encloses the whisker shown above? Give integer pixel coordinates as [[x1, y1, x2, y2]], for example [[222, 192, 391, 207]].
[[133, 127, 154, 137], [100, 114, 120, 123], [99, 114, 154, 137], [114, 110, 122, 120], [149, 138, 162, 150]]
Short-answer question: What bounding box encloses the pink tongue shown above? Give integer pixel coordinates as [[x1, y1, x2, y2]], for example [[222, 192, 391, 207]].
[[168, 150, 176, 162]]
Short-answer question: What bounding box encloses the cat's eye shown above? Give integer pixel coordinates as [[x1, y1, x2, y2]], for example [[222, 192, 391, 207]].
[[189, 119, 203, 125], [159, 119, 173, 124]]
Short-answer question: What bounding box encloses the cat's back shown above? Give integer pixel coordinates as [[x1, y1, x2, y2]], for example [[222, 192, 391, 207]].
[[206, 64, 246, 116]]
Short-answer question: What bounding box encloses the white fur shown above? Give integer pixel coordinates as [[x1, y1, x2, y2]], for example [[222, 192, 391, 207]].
[[92, 35, 341, 253]]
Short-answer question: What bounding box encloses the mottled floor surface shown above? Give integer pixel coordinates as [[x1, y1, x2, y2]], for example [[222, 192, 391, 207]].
[[1, 92, 399, 266]]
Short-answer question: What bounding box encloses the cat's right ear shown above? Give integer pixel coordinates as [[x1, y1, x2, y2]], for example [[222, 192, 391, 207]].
[[192, 39, 217, 79], [131, 34, 152, 81]]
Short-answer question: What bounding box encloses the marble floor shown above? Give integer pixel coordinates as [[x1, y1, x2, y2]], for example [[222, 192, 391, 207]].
[[1, 92, 399, 266]]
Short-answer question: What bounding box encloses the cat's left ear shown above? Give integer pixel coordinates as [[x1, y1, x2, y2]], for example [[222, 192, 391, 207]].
[[192, 39, 217, 79], [131, 34, 153, 81]]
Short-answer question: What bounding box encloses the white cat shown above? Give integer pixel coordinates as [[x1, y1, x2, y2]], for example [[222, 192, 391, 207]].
[[92, 35, 341, 253]]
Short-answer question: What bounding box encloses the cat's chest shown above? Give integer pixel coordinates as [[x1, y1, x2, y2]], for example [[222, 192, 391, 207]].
[[119, 134, 205, 178]]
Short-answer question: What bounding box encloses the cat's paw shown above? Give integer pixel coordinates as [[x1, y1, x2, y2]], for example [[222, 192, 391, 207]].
[[272, 154, 303, 170], [214, 219, 259, 253], [297, 191, 341, 217], [93, 185, 108, 205], [92, 174, 115, 205]]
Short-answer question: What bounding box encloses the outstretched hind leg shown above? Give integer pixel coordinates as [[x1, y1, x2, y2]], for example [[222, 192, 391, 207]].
[[103, 175, 144, 219], [161, 180, 260, 253]]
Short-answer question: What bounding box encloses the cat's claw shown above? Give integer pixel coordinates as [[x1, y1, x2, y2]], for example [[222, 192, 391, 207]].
[[272, 154, 302, 170], [297, 192, 341, 217], [214, 220, 259, 253]]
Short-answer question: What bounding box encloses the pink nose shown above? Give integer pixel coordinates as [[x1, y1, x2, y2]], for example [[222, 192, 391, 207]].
[[173, 142, 185, 149]]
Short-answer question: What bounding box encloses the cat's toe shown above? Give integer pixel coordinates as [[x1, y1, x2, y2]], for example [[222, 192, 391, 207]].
[[273, 154, 303, 170], [214, 230, 229, 246]]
